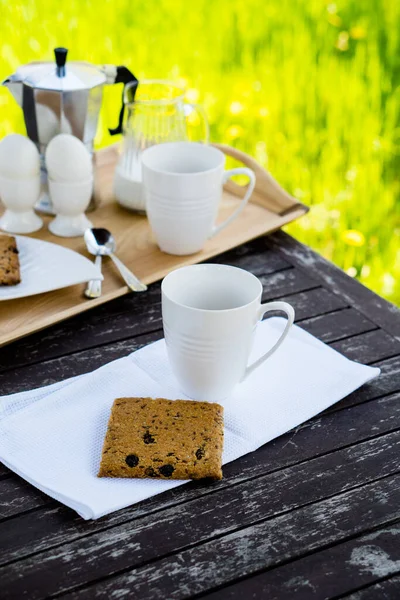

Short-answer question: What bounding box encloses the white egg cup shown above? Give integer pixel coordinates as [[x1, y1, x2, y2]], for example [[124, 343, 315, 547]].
[[0, 175, 43, 234], [48, 177, 93, 238]]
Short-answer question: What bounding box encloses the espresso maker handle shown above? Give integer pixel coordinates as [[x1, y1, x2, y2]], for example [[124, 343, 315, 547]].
[[102, 65, 138, 136]]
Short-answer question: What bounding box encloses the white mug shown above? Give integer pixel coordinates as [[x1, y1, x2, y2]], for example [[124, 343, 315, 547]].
[[142, 142, 256, 255], [162, 264, 295, 401]]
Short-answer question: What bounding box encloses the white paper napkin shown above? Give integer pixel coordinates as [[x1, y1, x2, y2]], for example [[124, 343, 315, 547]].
[[0, 318, 379, 519]]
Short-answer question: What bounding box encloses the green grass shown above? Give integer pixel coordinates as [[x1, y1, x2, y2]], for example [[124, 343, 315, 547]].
[[1, 0, 399, 304]]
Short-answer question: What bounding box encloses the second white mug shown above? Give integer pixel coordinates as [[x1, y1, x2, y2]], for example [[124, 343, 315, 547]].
[[142, 142, 256, 255]]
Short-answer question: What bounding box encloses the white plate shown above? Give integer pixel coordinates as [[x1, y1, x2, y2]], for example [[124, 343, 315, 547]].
[[0, 235, 103, 301]]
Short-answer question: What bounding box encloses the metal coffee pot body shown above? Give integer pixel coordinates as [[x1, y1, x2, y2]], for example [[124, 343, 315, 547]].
[[2, 48, 137, 213]]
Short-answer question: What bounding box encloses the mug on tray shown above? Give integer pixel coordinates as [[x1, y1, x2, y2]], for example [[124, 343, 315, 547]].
[[142, 142, 256, 255]]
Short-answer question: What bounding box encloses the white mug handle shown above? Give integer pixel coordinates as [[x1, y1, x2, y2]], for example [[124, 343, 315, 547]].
[[210, 167, 256, 238], [243, 301, 295, 380]]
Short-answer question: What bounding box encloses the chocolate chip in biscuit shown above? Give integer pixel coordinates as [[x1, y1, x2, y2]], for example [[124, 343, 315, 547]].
[[143, 431, 156, 444], [159, 464, 175, 477], [196, 447, 205, 460], [125, 454, 139, 467]]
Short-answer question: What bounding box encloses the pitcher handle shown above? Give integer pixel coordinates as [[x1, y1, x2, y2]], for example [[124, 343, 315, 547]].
[[184, 103, 210, 144], [101, 66, 138, 136]]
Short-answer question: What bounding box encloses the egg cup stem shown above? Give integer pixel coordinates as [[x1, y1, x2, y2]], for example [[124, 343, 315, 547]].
[[48, 213, 93, 238], [0, 209, 43, 234]]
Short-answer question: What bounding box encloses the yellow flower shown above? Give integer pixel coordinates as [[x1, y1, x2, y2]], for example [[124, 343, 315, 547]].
[[229, 101, 244, 115], [186, 88, 199, 103], [361, 265, 371, 277], [336, 31, 349, 51], [350, 26, 366, 40], [176, 77, 189, 90], [342, 229, 365, 247], [29, 38, 41, 52], [186, 111, 201, 126], [372, 138, 382, 151], [345, 166, 358, 182], [294, 188, 306, 199], [226, 125, 244, 139], [382, 273, 395, 296], [369, 236, 378, 246], [327, 14, 342, 27], [346, 267, 357, 277], [259, 106, 270, 118]]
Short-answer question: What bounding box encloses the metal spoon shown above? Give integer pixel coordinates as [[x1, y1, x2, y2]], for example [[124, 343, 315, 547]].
[[84, 228, 147, 293], [84, 253, 103, 299]]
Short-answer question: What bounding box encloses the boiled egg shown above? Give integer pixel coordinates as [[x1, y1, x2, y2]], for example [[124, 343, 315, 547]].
[[0, 134, 40, 180], [45, 134, 92, 182]]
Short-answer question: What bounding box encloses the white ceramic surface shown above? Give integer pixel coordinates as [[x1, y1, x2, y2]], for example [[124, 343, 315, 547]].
[[162, 264, 294, 400], [142, 142, 256, 255], [48, 178, 93, 237], [113, 165, 146, 213], [0, 174, 42, 234], [0, 235, 103, 301], [48, 213, 93, 238], [0, 209, 42, 234]]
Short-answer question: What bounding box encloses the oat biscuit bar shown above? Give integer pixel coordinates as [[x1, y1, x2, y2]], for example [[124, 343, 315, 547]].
[[0, 235, 21, 285], [98, 397, 224, 480]]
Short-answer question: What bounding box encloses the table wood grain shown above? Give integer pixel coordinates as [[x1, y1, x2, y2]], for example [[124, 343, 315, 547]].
[[0, 231, 399, 599]]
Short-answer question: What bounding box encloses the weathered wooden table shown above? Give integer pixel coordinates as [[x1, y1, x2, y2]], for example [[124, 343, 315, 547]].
[[1, 231, 399, 599]]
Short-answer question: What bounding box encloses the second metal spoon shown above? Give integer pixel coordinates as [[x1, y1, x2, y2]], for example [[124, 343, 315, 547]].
[[84, 228, 147, 293]]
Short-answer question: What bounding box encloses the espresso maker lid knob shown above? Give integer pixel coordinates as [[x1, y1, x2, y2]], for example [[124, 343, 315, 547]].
[[54, 47, 68, 77]]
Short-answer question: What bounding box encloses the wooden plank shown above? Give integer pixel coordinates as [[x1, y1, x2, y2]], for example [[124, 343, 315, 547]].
[[0, 287, 162, 374], [323, 354, 400, 413], [56, 476, 400, 600], [267, 231, 400, 339], [1, 386, 399, 524], [207, 238, 291, 275], [342, 575, 400, 599], [0, 478, 49, 519], [260, 268, 319, 300], [201, 526, 400, 599], [272, 286, 348, 320], [1, 432, 399, 599], [331, 329, 400, 364], [298, 308, 376, 343], [0, 330, 160, 396]]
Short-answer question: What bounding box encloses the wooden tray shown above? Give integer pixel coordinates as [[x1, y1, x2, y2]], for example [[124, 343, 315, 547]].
[[0, 143, 308, 347]]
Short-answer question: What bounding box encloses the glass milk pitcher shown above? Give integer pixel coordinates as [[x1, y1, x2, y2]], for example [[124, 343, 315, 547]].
[[114, 79, 209, 213]]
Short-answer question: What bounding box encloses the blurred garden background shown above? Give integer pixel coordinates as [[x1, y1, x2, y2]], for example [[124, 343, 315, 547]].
[[1, 0, 399, 304]]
